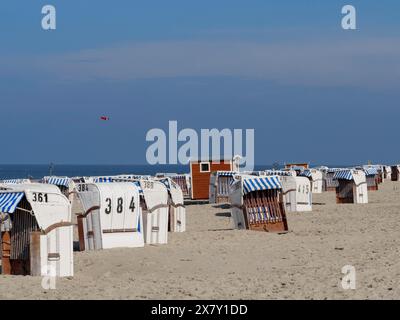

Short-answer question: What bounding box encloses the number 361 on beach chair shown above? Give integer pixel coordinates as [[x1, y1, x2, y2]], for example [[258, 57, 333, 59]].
[[229, 175, 289, 233], [0, 187, 73, 277]]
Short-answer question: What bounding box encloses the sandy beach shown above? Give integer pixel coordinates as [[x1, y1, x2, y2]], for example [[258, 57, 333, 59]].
[[0, 181, 399, 300]]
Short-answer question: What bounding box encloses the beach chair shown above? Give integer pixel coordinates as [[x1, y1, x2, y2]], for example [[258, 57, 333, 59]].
[[230, 175, 288, 233]]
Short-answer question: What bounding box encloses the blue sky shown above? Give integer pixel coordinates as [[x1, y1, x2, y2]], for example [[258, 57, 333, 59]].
[[1, 1, 399, 165]]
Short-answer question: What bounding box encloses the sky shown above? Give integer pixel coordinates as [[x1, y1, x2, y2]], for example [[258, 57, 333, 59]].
[[1, 0, 399, 166]]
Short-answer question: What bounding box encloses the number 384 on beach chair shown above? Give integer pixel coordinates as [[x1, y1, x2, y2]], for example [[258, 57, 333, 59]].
[[76, 182, 144, 251], [229, 175, 289, 233]]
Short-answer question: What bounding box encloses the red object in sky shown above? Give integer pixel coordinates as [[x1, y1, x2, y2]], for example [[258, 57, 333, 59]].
[[100, 116, 110, 121]]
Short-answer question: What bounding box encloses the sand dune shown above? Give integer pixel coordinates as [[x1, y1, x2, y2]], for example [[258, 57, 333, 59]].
[[0, 181, 399, 299]]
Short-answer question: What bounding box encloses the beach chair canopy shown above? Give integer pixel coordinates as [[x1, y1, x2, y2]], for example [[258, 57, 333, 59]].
[[1, 179, 31, 185], [363, 167, 379, 176], [299, 170, 312, 178], [333, 169, 366, 185], [117, 174, 150, 180], [43, 176, 72, 187], [327, 168, 344, 173], [333, 170, 354, 181], [89, 176, 147, 195], [264, 170, 293, 176], [93, 177, 114, 183], [0, 181, 65, 214], [242, 176, 282, 195], [216, 171, 236, 177], [91, 175, 146, 183], [0, 192, 25, 214]]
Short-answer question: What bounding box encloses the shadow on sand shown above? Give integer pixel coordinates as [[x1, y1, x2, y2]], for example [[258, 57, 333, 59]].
[[212, 204, 231, 210], [215, 212, 231, 218]]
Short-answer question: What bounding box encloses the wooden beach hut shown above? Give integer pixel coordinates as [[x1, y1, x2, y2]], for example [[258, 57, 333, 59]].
[[190, 159, 236, 200], [229, 175, 288, 233], [333, 169, 368, 204], [0, 187, 73, 277]]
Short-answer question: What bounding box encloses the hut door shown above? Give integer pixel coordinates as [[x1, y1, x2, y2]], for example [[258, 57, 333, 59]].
[[1, 231, 11, 274]]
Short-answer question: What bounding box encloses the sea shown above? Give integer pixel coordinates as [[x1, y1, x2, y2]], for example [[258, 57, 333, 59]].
[[0, 164, 272, 180], [0, 164, 186, 180], [0, 163, 351, 180]]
